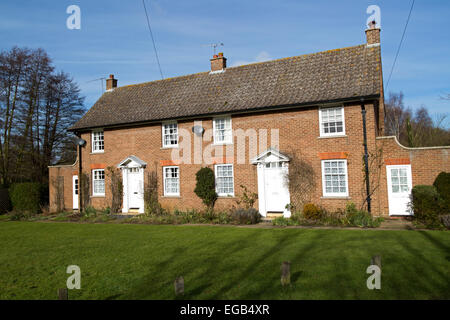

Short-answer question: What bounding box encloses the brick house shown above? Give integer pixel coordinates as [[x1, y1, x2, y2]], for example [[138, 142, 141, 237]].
[[49, 24, 449, 217]]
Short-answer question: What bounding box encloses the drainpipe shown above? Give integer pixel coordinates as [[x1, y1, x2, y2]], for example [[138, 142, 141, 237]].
[[78, 143, 82, 213], [361, 100, 372, 213], [77, 136, 86, 213]]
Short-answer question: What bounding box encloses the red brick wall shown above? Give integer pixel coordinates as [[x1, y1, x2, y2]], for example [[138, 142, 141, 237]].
[[48, 164, 77, 213], [49, 102, 384, 214], [374, 136, 450, 215]]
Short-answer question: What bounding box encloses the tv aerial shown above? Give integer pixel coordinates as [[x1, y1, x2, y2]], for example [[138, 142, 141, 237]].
[[86, 77, 106, 94], [202, 42, 224, 55]]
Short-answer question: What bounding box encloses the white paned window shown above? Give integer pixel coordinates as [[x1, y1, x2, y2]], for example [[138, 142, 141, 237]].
[[92, 130, 104, 153], [319, 107, 345, 136], [390, 168, 409, 193], [163, 166, 179, 196], [162, 122, 178, 147], [215, 164, 234, 196], [213, 116, 232, 144], [321, 160, 349, 197], [92, 169, 105, 196]]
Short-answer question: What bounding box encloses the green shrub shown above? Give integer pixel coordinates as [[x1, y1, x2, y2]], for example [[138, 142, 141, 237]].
[[230, 208, 261, 224], [272, 216, 294, 226], [411, 185, 444, 227], [433, 172, 450, 209], [344, 202, 382, 228], [9, 183, 45, 214], [194, 167, 217, 209], [302, 203, 321, 220]]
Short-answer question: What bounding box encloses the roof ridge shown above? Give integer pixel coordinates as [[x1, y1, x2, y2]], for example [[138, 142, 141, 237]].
[[113, 43, 368, 90]]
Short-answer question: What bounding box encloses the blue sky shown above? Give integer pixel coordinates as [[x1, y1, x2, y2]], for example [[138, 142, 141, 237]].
[[1, 0, 449, 118]]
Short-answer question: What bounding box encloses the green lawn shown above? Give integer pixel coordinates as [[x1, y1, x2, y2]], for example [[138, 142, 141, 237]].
[[0, 221, 448, 300]]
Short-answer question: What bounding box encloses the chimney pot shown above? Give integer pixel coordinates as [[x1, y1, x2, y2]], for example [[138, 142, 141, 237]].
[[106, 74, 117, 91]]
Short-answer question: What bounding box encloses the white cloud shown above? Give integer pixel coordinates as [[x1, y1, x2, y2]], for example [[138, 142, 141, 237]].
[[230, 51, 271, 67]]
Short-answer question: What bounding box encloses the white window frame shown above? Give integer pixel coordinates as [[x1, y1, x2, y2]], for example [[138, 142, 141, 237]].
[[91, 130, 104, 153], [213, 116, 233, 145], [162, 121, 179, 148], [321, 159, 349, 197], [319, 106, 346, 137], [92, 169, 105, 196], [215, 164, 234, 197], [163, 166, 180, 196]]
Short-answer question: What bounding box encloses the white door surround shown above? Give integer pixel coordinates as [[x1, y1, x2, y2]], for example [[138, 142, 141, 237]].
[[118, 155, 147, 214], [72, 175, 79, 210], [386, 164, 413, 216], [252, 148, 291, 217]]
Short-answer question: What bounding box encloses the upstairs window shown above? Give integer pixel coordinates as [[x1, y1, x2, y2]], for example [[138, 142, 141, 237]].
[[215, 164, 234, 196], [92, 169, 105, 196], [92, 130, 104, 153], [319, 107, 345, 136], [162, 122, 178, 148], [213, 116, 232, 144]]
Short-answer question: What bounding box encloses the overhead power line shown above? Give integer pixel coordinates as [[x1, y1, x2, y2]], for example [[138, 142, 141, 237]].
[[385, 0, 415, 92], [142, 0, 164, 79]]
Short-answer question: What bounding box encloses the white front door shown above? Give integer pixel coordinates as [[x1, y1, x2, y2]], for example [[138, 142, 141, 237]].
[[72, 175, 79, 209], [386, 165, 413, 216], [263, 162, 290, 214], [127, 168, 142, 209]]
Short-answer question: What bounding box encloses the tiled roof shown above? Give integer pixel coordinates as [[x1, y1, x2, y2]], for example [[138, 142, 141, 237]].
[[70, 44, 381, 131]]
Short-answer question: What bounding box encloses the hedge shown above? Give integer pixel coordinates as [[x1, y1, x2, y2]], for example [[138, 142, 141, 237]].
[[411, 185, 443, 225], [9, 183, 46, 214], [433, 172, 450, 210], [0, 188, 12, 214]]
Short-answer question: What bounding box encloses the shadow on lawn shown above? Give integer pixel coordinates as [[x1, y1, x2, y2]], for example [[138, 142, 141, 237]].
[[117, 228, 450, 300], [386, 231, 449, 299]]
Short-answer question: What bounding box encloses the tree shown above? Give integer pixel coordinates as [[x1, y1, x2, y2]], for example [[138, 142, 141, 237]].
[[0, 47, 85, 186], [385, 91, 450, 147]]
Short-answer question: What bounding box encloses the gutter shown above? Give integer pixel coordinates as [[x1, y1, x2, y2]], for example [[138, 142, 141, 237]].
[[68, 94, 380, 133]]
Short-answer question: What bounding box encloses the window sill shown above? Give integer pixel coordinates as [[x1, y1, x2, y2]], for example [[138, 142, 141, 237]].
[[91, 195, 105, 198], [161, 146, 179, 150], [212, 142, 233, 146], [321, 196, 351, 200], [317, 134, 347, 139], [161, 195, 181, 198], [90, 152, 105, 155], [217, 195, 236, 199]]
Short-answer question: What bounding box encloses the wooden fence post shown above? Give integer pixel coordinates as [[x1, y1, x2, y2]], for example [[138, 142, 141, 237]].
[[58, 288, 68, 300], [281, 261, 291, 286], [371, 255, 381, 269], [174, 276, 184, 296]]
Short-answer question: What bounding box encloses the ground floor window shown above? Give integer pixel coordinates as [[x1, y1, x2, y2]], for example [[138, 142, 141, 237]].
[[92, 169, 105, 196], [215, 164, 234, 196], [321, 159, 348, 197], [163, 166, 180, 196]]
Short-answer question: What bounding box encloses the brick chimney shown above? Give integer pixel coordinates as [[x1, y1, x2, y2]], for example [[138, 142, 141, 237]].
[[365, 20, 381, 45], [106, 74, 117, 91], [210, 52, 227, 72]]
